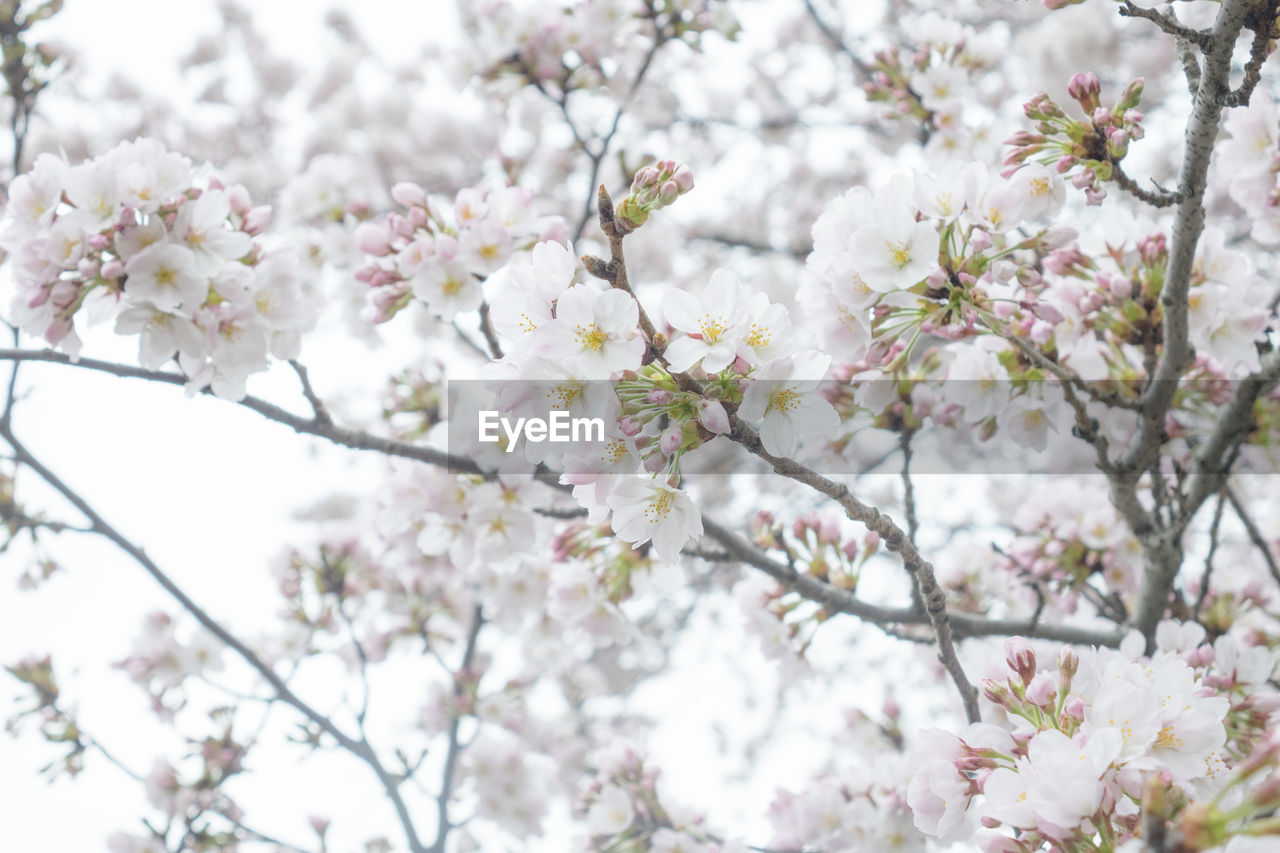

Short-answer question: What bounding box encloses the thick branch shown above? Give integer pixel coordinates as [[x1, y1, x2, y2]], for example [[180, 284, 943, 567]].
[[1119, 0, 1251, 478]]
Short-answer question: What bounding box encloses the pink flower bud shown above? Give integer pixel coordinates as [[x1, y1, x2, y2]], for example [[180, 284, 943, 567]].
[[969, 229, 992, 252], [983, 678, 1013, 707], [1026, 672, 1056, 706], [1058, 647, 1079, 680], [391, 182, 428, 209], [618, 416, 643, 437], [633, 166, 660, 190], [1030, 319, 1054, 344], [659, 426, 682, 456], [696, 399, 730, 435], [672, 165, 694, 193], [1067, 72, 1102, 114], [242, 205, 272, 236], [354, 222, 393, 256], [643, 452, 666, 473], [77, 258, 100, 278], [1031, 301, 1064, 324], [88, 233, 111, 250], [1041, 226, 1077, 249], [49, 281, 78, 309], [44, 315, 73, 344], [657, 180, 680, 206], [388, 213, 414, 239], [646, 389, 673, 405], [1004, 637, 1037, 684], [100, 259, 125, 279]]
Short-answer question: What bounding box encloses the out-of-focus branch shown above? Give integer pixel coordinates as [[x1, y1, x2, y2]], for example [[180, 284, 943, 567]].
[[1226, 487, 1280, 592], [428, 604, 484, 853], [1193, 487, 1228, 620], [1179, 349, 1280, 526], [799, 0, 873, 81]]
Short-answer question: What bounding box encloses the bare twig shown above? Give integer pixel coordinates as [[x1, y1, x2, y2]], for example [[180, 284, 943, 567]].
[[1226, 487, 1280, 593], [799, 0, 874, 80], [1111, 160, 1185, 208], [1118, 2, 1212, 49], [1226, 5, 1278, 108], [428, 604, 484, 853], [289, 360, 331, 427], [1193, 488, 1228, 620]]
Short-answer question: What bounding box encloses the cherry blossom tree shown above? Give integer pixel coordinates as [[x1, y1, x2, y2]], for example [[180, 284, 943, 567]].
[[5, 0, 1280, 851]]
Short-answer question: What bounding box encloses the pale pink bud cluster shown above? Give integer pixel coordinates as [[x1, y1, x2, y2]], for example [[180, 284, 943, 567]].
[[0, 139, 316, 400], [614, 160, 695, 229]]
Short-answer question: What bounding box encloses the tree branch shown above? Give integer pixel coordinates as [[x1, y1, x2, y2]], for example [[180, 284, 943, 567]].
[[428, 604, 484, 853], [1118, 2, 1212, 49], [1226, 486, 1280, 593]]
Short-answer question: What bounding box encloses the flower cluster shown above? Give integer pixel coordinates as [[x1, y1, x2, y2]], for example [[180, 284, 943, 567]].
[[114, 611, 225, 718], [908, 625, 1280, 849], [613, 159, 695, 233], [861, 11, 1005, 155], [0, 139, 317, 399], [1008, 74, 1146, 205], [1220, 90, 1280, 245], [766, 706, 923, 852], [353, 181, 566, 322], [580, 742, 746, 853]]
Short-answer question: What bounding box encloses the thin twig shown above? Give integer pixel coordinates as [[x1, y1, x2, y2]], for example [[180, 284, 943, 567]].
[[1226, 487, 1280, 593], [428, 604, 484, 853], [289, 360, 331, 427], [1193, 488, 1228, 620], [1118, 1, 1212, 48]]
